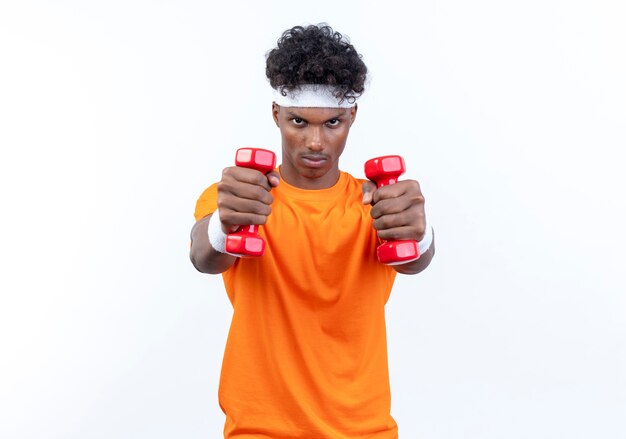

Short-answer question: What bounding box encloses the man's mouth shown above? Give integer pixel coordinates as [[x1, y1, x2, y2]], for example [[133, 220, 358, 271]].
[[301, 154, 328, 168]]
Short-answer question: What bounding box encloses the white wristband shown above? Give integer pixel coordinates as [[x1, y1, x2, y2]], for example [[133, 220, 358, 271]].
[[418, 221, 434, 256], [207, 209, 229, 254]]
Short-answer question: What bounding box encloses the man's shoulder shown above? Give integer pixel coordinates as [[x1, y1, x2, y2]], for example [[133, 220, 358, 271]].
[[339, 170, 369, 193], [193, 182, 219, 221], [340, 170, 367, 183]]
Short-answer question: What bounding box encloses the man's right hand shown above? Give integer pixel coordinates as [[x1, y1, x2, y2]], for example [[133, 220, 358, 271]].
[[190, 167, 280, 275], [216, 166, 281, 234]]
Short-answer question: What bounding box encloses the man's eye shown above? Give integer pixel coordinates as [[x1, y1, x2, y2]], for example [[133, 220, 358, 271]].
[[326, 119, 340, 127], [292, 118, 305, 125]]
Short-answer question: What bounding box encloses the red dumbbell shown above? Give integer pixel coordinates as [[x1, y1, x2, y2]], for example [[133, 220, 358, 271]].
[[225, 147, 277, 257], [364, 155, 419, 265]]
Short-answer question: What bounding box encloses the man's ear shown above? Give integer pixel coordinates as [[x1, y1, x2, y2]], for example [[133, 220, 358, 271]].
[[350, 104, 358, 125], [272, 102, 280, 127]]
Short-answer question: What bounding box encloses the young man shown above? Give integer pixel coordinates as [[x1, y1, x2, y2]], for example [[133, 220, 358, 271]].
[[190, 24, 435, 438]]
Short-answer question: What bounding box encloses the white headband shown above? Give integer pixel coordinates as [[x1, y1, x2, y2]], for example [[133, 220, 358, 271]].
[[273, 84, 357, 108]]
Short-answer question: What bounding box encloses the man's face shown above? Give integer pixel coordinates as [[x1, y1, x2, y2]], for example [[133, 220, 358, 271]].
[[272, 103, 357, 190]]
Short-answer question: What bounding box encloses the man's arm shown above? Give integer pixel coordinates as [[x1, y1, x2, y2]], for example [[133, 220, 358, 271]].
[[362, 179, 435, 275], [189, 167, 280, 275], [189, 214, 238, 274]]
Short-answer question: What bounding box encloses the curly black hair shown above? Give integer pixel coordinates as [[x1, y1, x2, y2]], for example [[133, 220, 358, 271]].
[[266, 24, 368, 104]]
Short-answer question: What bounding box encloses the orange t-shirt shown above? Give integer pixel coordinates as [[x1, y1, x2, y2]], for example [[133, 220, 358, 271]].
[[194, 170, 398, 438]]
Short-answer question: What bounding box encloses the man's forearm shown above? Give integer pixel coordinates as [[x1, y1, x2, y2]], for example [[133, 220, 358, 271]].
[[189, 214, 237, 274]]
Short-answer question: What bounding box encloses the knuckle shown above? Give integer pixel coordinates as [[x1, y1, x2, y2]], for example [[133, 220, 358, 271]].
[[407, 179, 421, 191], [216, 196, 230, 210], [379, 216, 391, 229], [217, 210, 232, 226], [377, 229, 392, 240], [372, 188, 385, 204], [253, 202, 271, 216], [374, 215, 392, 230], [401, 179, 420, 194], [256, 172, 269, 186], [409, 193, 425, 207], [221, 166, 236, 179], [369, 205, 381, 219], [253, 185, 269, 201], [217, 179, 234, 196], [373, 198, 390, 214]]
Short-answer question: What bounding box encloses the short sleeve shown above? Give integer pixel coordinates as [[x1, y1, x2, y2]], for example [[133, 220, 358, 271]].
[[193, 183, 219, 222]]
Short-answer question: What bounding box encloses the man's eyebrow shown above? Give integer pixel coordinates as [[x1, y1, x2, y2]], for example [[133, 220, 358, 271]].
[[286, 110, 346, 120]]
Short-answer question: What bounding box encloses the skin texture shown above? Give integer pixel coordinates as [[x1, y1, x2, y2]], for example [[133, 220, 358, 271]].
[[189, 103, 435, 275]]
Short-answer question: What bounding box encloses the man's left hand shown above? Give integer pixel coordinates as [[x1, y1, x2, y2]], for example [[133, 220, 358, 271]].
[[362, 179, 427, 242]]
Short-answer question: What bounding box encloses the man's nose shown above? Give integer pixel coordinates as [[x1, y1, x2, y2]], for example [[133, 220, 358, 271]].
[[306, 126, 323, 151]]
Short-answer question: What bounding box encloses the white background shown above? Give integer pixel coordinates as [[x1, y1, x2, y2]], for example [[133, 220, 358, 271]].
[[1, 1, 625, 438]]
